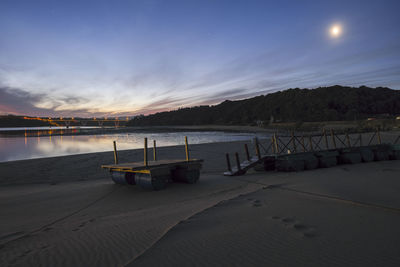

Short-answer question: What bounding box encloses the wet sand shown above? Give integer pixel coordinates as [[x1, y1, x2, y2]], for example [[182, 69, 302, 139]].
[[0, 140, 400, 266]]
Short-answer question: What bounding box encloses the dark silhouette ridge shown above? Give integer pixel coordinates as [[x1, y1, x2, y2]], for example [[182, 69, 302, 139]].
[[127, 85, 400, 126]]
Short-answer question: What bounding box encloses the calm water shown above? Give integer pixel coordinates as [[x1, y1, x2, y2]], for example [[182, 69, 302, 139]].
[[0, 131, 263, 162]]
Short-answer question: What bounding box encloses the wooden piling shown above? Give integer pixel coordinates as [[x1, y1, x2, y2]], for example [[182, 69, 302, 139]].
[[254, 138, 261, 160], [153, 140, 157, 161], [226, 153, 232, 172], [244, 144, 250, 161], [291, 131, 296, 153], [113, 141, 118, 164], [323, 129, 329, 149], [235, 152, 241, 171], [185, 136, 190, 161], [144, 138, 148, 167], [330, 129, 337, 149]]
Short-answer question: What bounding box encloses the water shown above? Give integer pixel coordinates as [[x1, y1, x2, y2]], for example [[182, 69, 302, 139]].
[[0, 131, 263, 162]]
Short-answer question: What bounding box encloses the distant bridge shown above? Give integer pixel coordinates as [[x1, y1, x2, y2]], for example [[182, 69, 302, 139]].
[[24, 117, 130, 127]]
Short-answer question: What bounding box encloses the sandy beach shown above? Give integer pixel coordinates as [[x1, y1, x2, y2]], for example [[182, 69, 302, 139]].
[[1, 140, 400, 266]]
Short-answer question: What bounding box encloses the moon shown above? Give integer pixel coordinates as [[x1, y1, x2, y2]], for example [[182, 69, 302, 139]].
[[330, 24, 342, 38]]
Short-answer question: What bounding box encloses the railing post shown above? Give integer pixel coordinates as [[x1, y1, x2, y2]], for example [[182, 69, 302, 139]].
[[323, 129, 329, 149], [330, 129, 337, 149], [244, 144, 251, 161], [291, 131, 296, 153], [185, 136, 190, 161], [346, 133, 351, 147], [153, 140, 157, 161], [274, 133, 279, 154], [254, 138, 261, 160], [144, 138, 148, 167], [235, 152, 241, 171], [113, 141, 118, 164], [377, 129, 382, 144], [309, 135, 313, 151], [271, 136, 275, 154], [226, 153, 232, 172]]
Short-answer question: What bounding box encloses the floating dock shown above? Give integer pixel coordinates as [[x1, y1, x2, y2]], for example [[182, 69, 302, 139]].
[[102, 137, 203, 190], [224, 130, 400, 176]]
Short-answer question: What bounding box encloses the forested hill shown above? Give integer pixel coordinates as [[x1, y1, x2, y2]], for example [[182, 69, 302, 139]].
[[127, 86, 400, 126]]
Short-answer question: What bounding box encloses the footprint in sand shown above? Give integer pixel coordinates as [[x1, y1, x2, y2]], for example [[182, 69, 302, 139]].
[[252, 199, 262, 207], [279, 217, 318, 238], [281, 217, 295, 223], [18, 249, 32, 258], [292, 223, 317, 238], [72, 218, 97, 231]]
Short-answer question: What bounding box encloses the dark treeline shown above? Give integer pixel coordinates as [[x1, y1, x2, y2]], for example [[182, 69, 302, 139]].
[[127, 86, 400, 126]]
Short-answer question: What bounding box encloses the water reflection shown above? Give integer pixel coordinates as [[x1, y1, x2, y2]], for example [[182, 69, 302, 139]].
[[0, 132, 263, 162]]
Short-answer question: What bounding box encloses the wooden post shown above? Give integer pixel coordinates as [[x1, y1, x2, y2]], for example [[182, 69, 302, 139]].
[[254, 138, 261, 160], [244, 144, 250, 161], [291, 131, 296, 153], [235, 152, 241, 171], [185, 136, 190, 161], [359, 133, 362, 147], [330, 129, 337, 149], [323, 129, 329, 149], [301, 136, 306, 152], [226, 153, 232, 172], [346, 133, 351, 147], [144, 138, 148, 167], [377, 129, 382, 144], [153, 140, 157, 161], [113, 141, 118, 164], [309, 135, 313, 151]]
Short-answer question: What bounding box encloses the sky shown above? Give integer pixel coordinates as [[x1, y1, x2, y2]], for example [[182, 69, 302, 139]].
[[0, 0, 399, 117]]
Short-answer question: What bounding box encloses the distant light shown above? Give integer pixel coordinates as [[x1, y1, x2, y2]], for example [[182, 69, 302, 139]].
[[330, 24, 342, 38]]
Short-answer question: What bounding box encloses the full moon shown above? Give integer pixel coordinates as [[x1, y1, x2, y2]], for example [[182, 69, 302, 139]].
[[330, 24, 342, 37]]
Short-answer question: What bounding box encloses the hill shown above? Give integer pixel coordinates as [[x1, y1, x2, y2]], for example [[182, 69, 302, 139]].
[[127, 85, 400, 126]]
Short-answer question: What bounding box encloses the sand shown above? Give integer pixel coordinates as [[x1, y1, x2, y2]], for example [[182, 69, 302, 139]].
[[1, 140, 400, 266]]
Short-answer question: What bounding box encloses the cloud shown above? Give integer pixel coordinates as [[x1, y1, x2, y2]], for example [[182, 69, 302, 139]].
[[0, 87, 109, 117]]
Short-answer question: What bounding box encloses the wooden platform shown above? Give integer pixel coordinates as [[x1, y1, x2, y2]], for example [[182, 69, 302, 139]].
[[102, 159, 204, 173]]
